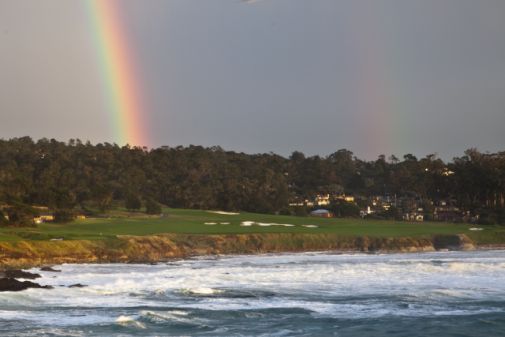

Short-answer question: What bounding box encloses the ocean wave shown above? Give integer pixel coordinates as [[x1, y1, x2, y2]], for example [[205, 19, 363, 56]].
[[115, 315, 146, 329], [3, 250, 505, 336], [180, 287, 223, 296]]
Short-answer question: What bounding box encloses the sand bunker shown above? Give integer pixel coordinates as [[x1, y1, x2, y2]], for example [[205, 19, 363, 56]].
[[207, 211, 240, 215], [204, 222, 231, 225], [206, 220, 316, 228], [240, 221, 295, 227]]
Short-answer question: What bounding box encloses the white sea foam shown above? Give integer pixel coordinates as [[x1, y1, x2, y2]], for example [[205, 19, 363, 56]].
[[11, 328, 85, 337], [115, 315, 134, 323], [116, 315, 146, 329], [1, 250, 504, 329], [180, 287, 223, 295]]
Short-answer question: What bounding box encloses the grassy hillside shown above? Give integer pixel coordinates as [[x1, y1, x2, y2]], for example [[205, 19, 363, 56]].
[[0, 208, 503, 244]]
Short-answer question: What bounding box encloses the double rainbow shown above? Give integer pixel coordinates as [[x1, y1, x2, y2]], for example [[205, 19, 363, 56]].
[[86, 0, 148, 147]]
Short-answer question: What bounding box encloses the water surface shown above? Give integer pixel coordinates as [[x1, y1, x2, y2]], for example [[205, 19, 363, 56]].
[[1, 250, 505, 336]]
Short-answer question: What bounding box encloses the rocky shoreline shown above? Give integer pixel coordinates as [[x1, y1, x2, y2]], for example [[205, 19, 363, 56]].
[[0, 232, 489, 291], [0, 233, 479, 270]]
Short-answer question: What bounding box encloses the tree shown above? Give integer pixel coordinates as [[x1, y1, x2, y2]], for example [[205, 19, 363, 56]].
[[330, 200, 360, 218], [0, 137, 503, 222], [145, 198, 162, 215], [125, 194, 142, 212], [5, 204, 36, 227], [53, 209, 76, 223], [0, 209, 8, 226]]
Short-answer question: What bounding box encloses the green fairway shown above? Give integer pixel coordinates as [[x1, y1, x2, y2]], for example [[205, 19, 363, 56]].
[[1, 208, 503, 244]]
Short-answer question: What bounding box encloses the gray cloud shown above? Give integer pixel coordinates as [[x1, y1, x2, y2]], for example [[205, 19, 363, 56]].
[[241, 0, 268, 4], [0, 0, 504, 160]]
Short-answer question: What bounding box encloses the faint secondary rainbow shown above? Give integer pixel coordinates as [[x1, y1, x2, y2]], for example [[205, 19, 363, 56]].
[[347, 2, 408, 159], [86, 0, 148, 147]]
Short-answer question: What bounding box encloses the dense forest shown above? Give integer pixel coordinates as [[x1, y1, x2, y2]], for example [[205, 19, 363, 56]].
[[0, 137, 504, 224]]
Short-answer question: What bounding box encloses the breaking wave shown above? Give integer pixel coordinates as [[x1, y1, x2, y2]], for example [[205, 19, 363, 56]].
[[1, 250, 505, 336]]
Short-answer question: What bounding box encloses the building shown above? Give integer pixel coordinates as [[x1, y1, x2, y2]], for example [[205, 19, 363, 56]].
[[403, 212, 424, 222], [33, 214, 54, 224], [310, 209, 332, 218], [315, 194, 331, 206], [334, 194, 355, 203]]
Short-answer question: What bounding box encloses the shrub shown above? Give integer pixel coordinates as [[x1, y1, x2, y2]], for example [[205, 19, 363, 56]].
[[477, 210, 497, 225], [293, 207, 308, 217]]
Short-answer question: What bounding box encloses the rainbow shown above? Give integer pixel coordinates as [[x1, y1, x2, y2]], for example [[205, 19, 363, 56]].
[[347, 2, 407, 159], [86, 0, 148, 147]]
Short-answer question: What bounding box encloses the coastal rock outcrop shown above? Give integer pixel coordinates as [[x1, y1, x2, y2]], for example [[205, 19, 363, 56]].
[[433, 234, 475, 251], [40, 266, 61, 272], [68, 283, 86, 288], [0, 233, 477, 269], [0, 270, 41, 279], [0, 278, 52, 291]]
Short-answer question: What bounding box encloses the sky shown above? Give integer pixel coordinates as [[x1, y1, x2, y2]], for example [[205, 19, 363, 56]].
[[0, 0, 504, 160]]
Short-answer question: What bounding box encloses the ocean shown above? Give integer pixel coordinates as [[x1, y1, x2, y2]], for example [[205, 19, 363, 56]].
[[1, 250, 505, 336]]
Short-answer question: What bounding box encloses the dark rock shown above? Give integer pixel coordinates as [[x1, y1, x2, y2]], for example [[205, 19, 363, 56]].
[[68, 283, 86, 288], [0, 270, 41, 279], [40, 266, 61, 272], [0, 278, 53, 292], [433, 234, 475, 251]]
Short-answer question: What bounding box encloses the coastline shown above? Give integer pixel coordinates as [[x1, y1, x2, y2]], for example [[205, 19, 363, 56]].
[[0, 232, 481, 269]]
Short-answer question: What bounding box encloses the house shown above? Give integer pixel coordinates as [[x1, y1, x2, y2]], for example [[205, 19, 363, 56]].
[[433, 200, 461, 222], [32, 205, 49, 211], [333, 194, 355, 203], [315, 194, 331, 206], [344, 195, 355, 203], [288, 197, 316, 207], [402, 212, 424, 222], [434, 208, 461, 222], [310, 209, 332, 218], [33, 214, 54, 224]]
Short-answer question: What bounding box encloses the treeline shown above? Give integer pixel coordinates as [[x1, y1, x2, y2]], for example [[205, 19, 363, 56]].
[[0, 137, 504, 222]]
